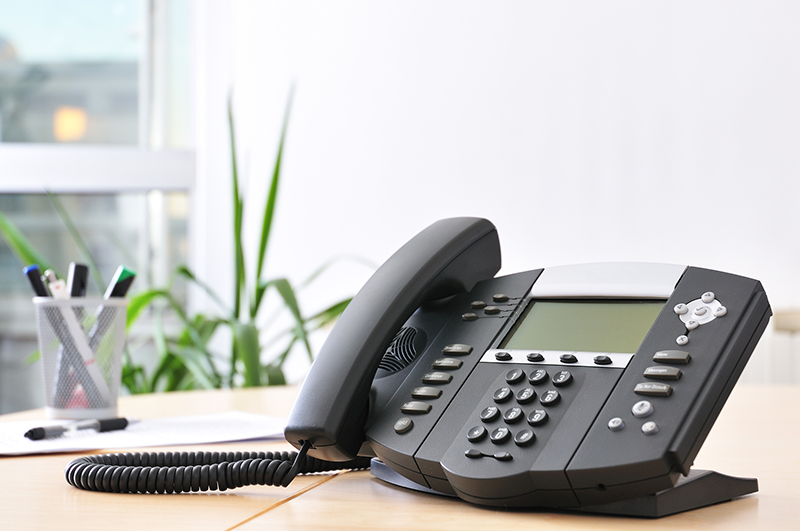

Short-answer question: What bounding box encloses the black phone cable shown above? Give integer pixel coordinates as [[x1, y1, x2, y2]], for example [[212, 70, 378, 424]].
[[64, 442, 371, 494]]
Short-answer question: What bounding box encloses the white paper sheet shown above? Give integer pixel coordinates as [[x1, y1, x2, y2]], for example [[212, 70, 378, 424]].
[[0, 411, 286, 456]]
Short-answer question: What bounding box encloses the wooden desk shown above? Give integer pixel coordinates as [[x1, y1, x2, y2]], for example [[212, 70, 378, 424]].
[[1, 384, 798, 530]]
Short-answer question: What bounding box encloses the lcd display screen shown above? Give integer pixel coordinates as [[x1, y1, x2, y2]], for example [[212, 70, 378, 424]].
[[501, 300, 665, 354]]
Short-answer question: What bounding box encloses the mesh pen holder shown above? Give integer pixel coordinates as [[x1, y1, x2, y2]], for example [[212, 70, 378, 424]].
[[34, 297, 128, 419]]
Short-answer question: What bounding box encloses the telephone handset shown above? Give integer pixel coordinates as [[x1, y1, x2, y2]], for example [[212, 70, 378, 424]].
[[285, 217, 772, 516], [65, 218, 771, 517], [284, 217, 502, 461]]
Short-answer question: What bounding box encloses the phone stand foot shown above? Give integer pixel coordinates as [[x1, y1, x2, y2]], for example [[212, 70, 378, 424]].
[[577, 469, 758, 517], [370, 458, 455, 497], [371, 460, 757, 517]]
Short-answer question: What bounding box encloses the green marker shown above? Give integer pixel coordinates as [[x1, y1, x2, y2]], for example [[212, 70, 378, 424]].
[[103, 266, 136, 299]]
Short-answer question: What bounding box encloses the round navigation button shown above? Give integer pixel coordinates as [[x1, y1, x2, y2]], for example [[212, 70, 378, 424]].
[[702, 292, 715, 303], [693, 306, 708, 317], [677, 335, 689, 346], [674, 303, 689, 315], [607, 417, 625, 432], [632, 400, 654, 418], [642, 421, 659, 435], [714, 306, 727, 317], [686, 320, 700, 331]]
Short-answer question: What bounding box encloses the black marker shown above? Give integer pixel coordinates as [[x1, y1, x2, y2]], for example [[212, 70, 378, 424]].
[[23, 264, 51, 297], [103, 266, 136, 299], [88, 266, 136, 352], [67, 263, 89, 298]]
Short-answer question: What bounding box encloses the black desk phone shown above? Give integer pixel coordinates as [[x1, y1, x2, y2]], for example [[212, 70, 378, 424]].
[[66, 218, 771, 517], [285, 217, 771, 516]]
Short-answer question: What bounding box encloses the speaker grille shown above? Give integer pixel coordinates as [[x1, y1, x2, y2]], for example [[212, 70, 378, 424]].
[[378, 327, 419, 373]]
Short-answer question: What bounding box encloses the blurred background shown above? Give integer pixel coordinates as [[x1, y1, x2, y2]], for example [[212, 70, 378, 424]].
[[1, 1, 798, 414]]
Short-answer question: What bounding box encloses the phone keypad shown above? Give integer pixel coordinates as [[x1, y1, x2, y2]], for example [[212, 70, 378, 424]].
[[467, 367, 576, 453]]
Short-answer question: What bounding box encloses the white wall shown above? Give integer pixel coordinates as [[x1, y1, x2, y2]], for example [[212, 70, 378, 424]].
[[199, 1, 800, 380]]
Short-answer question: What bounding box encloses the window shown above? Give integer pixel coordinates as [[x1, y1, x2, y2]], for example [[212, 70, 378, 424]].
[[0, 0, 193, 414]]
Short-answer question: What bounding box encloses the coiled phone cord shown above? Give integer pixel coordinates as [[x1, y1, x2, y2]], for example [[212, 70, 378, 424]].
[[64, 441, 372, 494]]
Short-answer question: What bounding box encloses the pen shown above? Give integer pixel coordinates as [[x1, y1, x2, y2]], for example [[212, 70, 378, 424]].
[[24, 418, 132, 441]]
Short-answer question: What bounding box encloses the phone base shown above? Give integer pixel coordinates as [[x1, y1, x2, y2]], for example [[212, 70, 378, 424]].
[[369, 459, 757, 517]]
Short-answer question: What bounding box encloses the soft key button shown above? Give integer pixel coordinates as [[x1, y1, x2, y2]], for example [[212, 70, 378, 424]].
[[653, 350, 691, 364], [411, 386, 443, 399], [401, 401, 432, 414], [442, 344, 473, 356], [644, 366, 682, 380], [432, 358, 463, 370], [422, 372, 452, 384], [634, 382, 673, 397]]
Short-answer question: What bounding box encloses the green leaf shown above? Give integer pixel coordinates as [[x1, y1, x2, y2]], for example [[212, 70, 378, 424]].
[[271, 278, 313, 361], [229, 96, 246, 320], [170, 346, 219, 389], [46, 191, 105, 292], [265, 364, 286, 386], [306, 297, 352, 331], [234, 321, 262, 387], [126, 289, 169, 329], [0, 210, 54, 272], [175, 265, 232, 317], [253, 87, 294, 315]]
